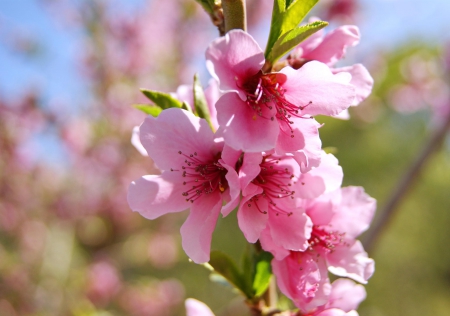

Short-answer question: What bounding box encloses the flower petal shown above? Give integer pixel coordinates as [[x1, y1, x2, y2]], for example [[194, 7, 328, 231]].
[[327, 240, 375, 284], [326, 279, 366, 312], [281, 61, 355, 117], [237, 185, 268, 243], [180, 193, 223, 263], [185, 298, 215, 316], [329, 186, 376, 238], [128, 172, 188, 219], [333, 64, 374, 106], [140, 108, 216, 171], [216, 92, 279, 152], [206, 30, 265, 99], [302, 25, 360, 66]]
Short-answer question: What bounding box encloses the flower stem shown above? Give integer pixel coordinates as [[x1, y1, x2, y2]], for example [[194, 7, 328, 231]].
[[222, 0, 247, 33], [363, 109, 450, 253]]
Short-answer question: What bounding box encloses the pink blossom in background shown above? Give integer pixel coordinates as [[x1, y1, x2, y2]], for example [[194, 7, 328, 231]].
[[128, 108, 240, 263], [86, 261, 122, 307], [206, 30, 355, 154]]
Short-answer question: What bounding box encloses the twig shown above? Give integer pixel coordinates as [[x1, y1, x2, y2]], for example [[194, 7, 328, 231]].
[[363, 109, 450, 253]]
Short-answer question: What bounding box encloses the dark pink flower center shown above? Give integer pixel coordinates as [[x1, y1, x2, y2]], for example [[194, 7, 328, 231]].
[[240, 72, 311, 136], [171, 151, 228, 203], [247, 155, 296, 216], [308, 226, 346, 254]]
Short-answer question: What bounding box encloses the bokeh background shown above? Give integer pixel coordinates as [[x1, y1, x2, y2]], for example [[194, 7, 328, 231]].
[[1, 0, 450, 315]]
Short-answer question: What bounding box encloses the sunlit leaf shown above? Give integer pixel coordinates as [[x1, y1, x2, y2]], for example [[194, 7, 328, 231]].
[[267, 21, 328, 63], [193, 74, 213, 128], [132, 104, 163, 117], [252, 251, 273, 297], [140, 89, 183, 109], [265, 0, 319, 61]]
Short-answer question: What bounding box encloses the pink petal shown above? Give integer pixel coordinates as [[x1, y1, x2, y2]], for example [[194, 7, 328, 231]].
[[180, 193, 223, 263], [237, 185, 268, 243], [315, 309, 356, 316], [290, 118, 322, 173], [128, 173, 188, 219], [281, 61, 355, 117], [326, 279, 366, 312], [297, 153, 343, 199], [259, 227, 290, 260], [131, 125, 148, 156], [240, 152, 263, 191], [306, 197, 336, 227], [302, 25, 360, 66], [333, 64, 374, 106], [185, 298, 215, 316], [327, 240, 375, 284], [329, 186, 376, 238], [205, 30, 265, 100], [220, 160, 241, 217], [268, 207, 312, 252], [216, 92, 279, 152], [140, 108, 216, 171]]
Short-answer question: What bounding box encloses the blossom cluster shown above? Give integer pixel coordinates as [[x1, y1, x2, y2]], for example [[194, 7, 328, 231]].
[[128, 25, 375, 315]]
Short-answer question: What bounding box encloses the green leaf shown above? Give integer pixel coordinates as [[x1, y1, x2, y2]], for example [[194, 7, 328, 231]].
[[194, 0, 216, 15], [132, 104, 163, 117], [252, 252, 273, 297], [267, 21, 328, 64], [208, 251, 253, 298], [193, 74, 213, 129], [140, 89, 183, 109], [265, 0, 319, 61]]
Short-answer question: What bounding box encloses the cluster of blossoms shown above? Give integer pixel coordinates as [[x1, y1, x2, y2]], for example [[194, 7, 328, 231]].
[[128, 23, 375, 315]]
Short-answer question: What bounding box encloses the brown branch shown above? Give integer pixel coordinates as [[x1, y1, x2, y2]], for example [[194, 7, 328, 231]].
[[363, 109, 450, 253]]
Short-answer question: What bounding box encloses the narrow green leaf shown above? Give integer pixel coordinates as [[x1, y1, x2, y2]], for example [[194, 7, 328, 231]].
[[193, 74, 214, 129], [132, 104, 163, 117], [208, 251, 253, 298], [194, 0, 216, 15], [252, 252, 273, 297], [265, 0, 319, 60], [140, 89, 183, 109], [267, 21, 328, 64]]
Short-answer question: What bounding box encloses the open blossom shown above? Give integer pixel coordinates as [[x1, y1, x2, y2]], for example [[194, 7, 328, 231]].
[[266, 186, 375, 311], [127, 108, 240, 263], [289, 23, 373, 108], [237, 152, 343, 252], [206, 30, 355, 156], [300, 279, 366, 316]]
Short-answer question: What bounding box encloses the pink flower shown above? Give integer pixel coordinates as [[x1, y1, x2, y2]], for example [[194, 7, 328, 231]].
[[206, 30, 355, 154], [237, 152, 343, 252], [185, 298, 215, 316], [237, 152, 313, 252], [127, 108, 240, 263], [299, 278, 366, 316], [290, 24, 373, 107], [267, 186, 375, 311]]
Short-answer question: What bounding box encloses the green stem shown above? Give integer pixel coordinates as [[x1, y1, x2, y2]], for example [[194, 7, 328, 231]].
[[222, 0, 247, 33]]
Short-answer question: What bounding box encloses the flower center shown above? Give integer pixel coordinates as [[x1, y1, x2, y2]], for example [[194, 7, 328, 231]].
[[171, 151, 228, 203], [240, 72, 311, 137], [247, 155, 296, 216], [308, 226, 346, 254]]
